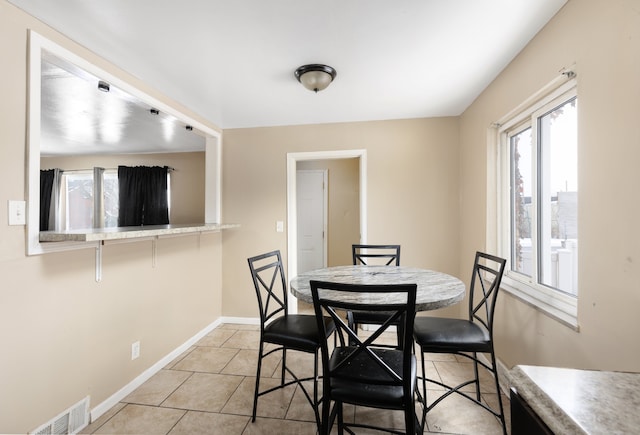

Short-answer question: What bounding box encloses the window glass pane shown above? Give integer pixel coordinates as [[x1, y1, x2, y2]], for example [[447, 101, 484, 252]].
[[538, 98, 578, 295], [510, 127, 532, 277], [104, 172, 119, 228], [65, 173, 94, 230]]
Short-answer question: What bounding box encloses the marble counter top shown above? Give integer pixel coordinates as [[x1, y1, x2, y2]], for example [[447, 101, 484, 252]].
[[510, 365, 640, 434], [40, 223, 240, 242]]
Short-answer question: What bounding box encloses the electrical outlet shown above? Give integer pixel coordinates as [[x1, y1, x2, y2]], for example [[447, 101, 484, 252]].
[[131, 341, 140, 360]]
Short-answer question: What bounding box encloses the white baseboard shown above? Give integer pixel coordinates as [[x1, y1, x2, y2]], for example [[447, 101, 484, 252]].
[[219, 316, 260, 325], [90, 318, 224, 422], [89, 316, 263, 423]]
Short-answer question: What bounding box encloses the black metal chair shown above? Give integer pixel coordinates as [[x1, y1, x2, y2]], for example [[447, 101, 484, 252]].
[[413, 251, 507, 434], [352, 244, 401, 267], [248, 250, 334, 429], [348, 244, 403, 347], [310, 279, 421, 435]]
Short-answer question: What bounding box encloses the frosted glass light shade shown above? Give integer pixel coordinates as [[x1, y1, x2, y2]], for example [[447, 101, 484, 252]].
[[295, 64, 337, 92]]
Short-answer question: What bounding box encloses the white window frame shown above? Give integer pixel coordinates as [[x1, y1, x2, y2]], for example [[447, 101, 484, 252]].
[[59, 168, 122, 230], [496, 75, 579, 330], [56, 168, 170, 231], [61, 169, 95, 231]]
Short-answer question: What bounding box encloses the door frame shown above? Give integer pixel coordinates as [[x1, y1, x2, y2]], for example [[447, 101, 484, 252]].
[[286, 149, 368, 313]]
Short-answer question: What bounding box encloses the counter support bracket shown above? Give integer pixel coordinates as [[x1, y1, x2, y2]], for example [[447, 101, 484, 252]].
[[152, 237, 158, 268], [96, 243, 103, 282]]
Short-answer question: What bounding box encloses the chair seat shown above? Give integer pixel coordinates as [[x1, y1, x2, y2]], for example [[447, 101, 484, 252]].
[[264, 314, 334, 352], [413, 316, 491, 353], [328, 346, 417, 408]]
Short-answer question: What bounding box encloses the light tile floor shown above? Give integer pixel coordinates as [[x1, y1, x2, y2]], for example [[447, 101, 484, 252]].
[[81, 323, 510, 434]]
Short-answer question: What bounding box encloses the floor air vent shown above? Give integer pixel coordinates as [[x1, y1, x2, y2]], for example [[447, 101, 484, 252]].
[[31, 396, 90, 435]]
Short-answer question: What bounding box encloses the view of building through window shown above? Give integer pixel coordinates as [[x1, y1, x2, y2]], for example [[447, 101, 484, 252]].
[[510, 97, 578, 296], [63, 171, 119, 230]]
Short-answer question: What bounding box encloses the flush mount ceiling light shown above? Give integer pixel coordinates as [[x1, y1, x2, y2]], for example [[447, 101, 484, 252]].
[[97, 80, 110, 92], [294, 64, 337, 93]]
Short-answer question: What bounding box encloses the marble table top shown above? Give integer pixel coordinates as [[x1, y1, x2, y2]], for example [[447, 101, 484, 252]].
[[290, 265, 465, 311], [510, 365, 640, 434]]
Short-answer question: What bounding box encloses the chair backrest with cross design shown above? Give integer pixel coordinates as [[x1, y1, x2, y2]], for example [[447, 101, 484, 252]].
[[352, 244, 401, 266], [310, 279, 419, 434]]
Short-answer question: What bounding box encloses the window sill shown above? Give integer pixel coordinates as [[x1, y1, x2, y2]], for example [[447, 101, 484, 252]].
[[40, 223, 240, 242], [501, 278, 579, 331]]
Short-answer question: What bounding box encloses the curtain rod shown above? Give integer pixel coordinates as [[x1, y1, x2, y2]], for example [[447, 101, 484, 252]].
[[44, 166, 176, 172]]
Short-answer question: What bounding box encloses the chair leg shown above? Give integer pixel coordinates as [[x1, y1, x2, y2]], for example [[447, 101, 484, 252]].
[[404, 399, 416, 435], [414, 406, 423, 435], [416, 347, 506, 435], [489, 351, 507, 435], [252, 342, 264, 422], [418, 350, 428, 429], [281, 347, 287, 384], [312, 349, 321, 432], [472, 352, 481, 401], [397, 321, 405, 350], [337, 402, 344, 435], [320, 390, 331, 435], [347, 311, 358, 346], [252, 344, 324, 431]]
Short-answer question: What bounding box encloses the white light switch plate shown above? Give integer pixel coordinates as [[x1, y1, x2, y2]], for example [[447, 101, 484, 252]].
[[8, 200, 26, 225], [276, 221, 284, 232]]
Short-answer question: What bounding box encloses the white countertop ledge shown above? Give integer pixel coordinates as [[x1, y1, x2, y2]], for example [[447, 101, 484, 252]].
[[510, 365, 640, 434], [40, 223, 240, 242]]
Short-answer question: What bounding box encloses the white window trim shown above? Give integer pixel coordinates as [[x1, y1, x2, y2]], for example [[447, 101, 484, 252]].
[[495, 72, 579, 331], [58, 168, 125, 231], [61, 169, 94, 231]]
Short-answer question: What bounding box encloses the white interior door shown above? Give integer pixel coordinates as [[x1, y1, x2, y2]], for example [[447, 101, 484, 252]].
[[286, 149, 367, 314], [297, 170, 327, 273]]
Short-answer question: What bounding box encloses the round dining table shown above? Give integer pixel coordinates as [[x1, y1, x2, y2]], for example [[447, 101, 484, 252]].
[[290, 265, 465, 311]]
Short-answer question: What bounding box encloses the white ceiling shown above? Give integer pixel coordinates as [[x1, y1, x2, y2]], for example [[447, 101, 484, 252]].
[[40, 51, 207, 156], [11, 0, 567, 134]]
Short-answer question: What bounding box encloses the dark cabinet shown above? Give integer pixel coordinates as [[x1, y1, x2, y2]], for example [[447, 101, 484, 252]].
[[510, 387, 554, 435]]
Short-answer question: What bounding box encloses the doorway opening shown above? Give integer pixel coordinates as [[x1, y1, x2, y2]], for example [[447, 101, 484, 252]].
[[286, 150, 367, 314]]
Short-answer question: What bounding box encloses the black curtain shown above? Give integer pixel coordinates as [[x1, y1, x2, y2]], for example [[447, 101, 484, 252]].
[[40, 169, 56, 231], [118, 166, 169, 226]]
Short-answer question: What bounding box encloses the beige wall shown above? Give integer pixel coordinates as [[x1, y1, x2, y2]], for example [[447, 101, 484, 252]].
[[298, 158, 360, 267], [42, 152, 206, 224], [459, 0, 640, 372], [222, 119, 461, 318], [0, 2, 223, 433]]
